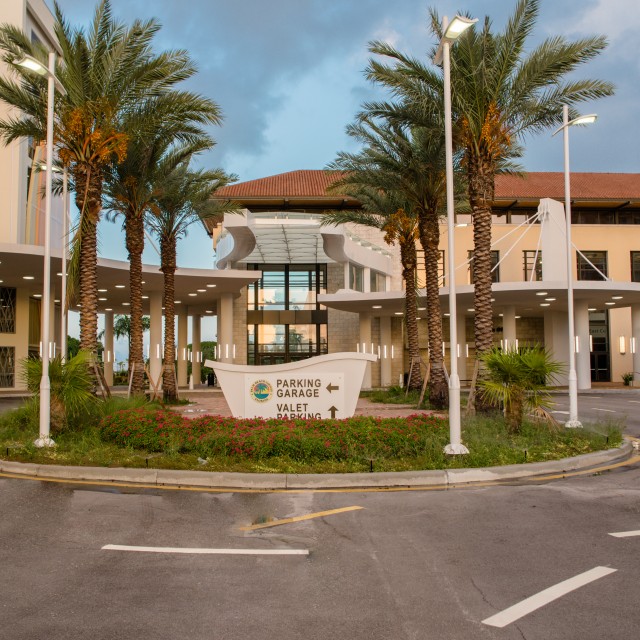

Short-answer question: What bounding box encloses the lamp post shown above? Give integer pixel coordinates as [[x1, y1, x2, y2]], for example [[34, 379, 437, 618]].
[[434, 15, 476, 455], [14, 53, 65, 447], [553, 105, 597, 429]]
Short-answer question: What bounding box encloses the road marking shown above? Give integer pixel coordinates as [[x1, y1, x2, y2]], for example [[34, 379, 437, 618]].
[[482, 566, 617, 628], [628, 400, 640, 404], [239, 505, 363, 531], [609, 530, 640, 538], [102, 544, 308, 556], [593, 408, 616, 413], [551, 410, 570, 414]]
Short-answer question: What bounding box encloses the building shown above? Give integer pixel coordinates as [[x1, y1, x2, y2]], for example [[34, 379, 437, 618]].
[[209, 170, 640, 389]]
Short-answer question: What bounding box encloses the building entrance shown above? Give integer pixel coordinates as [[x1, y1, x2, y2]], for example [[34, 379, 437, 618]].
[[589, 312, 610, 382]]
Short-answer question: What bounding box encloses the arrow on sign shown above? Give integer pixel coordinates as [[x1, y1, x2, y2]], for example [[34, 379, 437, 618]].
[[326, 383, 340, 393], [328, 406, 338, 419]]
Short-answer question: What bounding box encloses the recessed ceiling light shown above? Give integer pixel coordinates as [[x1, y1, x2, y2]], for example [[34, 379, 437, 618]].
[[515, 316, 521, 319], [23, 276, 34, 280], [115, 285, 125, 289], [98, 297, 107, 301], [612, 296, 623, 300], [206, 284, 217, 288], [394, 312, 403, 316], [372, 305, 382, 309], [188, 293, 197, 297], [416, 317, 422, 320], [536, 292, 548, 296], [141, 295, 149, 299], [444, 313, 450, 317], [141, 281, 145, 284], [122, 302, 130, 306], [467, 308, 474, 312], [0, 280, 3, 283], [56, 272, 63, 276], [418, 307, 426, 311], [498, 313, 504, 317], [491, 298, 495, 302], [33, 294, 41, 298], [105, 308, 112, 311], [197, 289, 206, 293], [175, 301, 181, 304], [545, 298, 556, 301], [205, 310, 213, 314], [588, 307, 597, 312], [54, 299, 60, 303], [540, 303, 550, 307], [98, 289, 107, 292], [605, 302, 615, 306]]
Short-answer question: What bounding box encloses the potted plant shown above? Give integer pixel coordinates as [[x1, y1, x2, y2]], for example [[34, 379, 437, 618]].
[[622, 372, 634, 386]]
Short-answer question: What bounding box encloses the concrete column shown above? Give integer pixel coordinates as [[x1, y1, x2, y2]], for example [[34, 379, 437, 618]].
[[359, 312, 372, 389], [380, 316, 392, 387], [344, 263, 350, 290], [191, 313, 202, 387], [575, 300, 591, 390], [363, 267, 371, 293], [103, 310, 114, 387], [456, 313, 467, 381], [177, 306, 188, 386], [544, 310, 569, 386], [632, 305, 640, 385], [502, 306, 517, 350], [219, 292, 234, 362], [149, 291, 162, 391]]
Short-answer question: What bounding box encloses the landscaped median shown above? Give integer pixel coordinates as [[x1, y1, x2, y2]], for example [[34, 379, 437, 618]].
[[0, 403, 632, 489]]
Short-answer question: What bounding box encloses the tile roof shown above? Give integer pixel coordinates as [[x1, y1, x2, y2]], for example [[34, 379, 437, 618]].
[[214, 169, 640, 201]]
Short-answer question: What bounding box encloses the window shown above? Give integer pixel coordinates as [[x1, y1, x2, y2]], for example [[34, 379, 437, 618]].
[[349, 263, 364, 292], [415, 250, 445, 288], [523, 251, 543, 282], [0, 347, 15, 388], [0, 288, 17, 333], [632, 253, 640, 282], [370, 270, 387, 293], [468, 251, 500, 284], [577, 251, 607, 281]]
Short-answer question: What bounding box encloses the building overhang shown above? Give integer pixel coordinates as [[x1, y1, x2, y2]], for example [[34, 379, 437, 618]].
[[0, 244, 260, 316], [319, 281, 640, 318]]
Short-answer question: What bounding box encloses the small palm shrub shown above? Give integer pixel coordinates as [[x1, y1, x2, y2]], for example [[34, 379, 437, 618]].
[[21, 350, 97, 433], [478, 346, 563, 434]]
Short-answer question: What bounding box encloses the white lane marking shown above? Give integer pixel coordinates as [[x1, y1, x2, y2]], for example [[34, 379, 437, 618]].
[[593, 408, 615, 413], [628, 401, 640, 404], [102, 544, 308, 556], [609, 530, 640, 538], [551, 410, 570, 414], [482, 566, 617, 628]]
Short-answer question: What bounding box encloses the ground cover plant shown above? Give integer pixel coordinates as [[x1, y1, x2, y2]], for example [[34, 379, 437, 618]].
[[0, 402, 622, 474]]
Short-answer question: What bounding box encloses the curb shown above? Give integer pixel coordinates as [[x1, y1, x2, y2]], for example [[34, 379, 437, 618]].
[[0, 441, 634, 491]]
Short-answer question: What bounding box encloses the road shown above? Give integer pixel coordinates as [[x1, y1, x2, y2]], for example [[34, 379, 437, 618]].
[[1, 461, 639, 640]]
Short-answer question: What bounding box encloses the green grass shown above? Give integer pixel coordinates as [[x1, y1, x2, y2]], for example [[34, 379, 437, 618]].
[[0, 399, 623, 474], [360, 385, 424, 406]]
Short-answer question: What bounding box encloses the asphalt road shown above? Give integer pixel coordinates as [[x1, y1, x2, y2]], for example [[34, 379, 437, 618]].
[[1, 462, 639, 640]]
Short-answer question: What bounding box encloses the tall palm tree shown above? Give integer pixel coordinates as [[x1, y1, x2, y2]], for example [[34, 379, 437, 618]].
[[148, 161, 236, 401], [103, 101, 219, 395], [365, 0, 613, 410], [329, 115, 459, 406], [0, 0, 206, 354]]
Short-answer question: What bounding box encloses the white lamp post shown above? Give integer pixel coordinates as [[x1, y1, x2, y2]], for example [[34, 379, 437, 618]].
[[14, 53, 66, 447], [553, 105, 597, 429], [434, 15, 476, 454]]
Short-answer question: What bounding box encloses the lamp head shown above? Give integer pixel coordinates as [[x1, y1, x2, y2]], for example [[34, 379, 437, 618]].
[[444, 15, 478, 40], [570, 114, 597, 126], [13, 54, 47, 75]]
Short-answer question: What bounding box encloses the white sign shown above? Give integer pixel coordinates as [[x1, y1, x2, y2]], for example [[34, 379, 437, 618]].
[[245, 374, 345, 419]]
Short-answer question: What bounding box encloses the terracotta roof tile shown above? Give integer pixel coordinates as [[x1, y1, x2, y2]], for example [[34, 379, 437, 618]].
[[214, 169, 640, 201]]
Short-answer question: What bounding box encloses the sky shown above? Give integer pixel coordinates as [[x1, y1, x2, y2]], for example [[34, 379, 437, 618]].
[[49, 0, 640, 349]]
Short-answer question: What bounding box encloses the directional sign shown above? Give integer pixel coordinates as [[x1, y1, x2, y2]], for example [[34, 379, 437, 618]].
[[244, 373, 345, 419]]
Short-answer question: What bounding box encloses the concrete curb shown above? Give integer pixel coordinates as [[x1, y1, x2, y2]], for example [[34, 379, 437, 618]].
[[0, 441, 634, 490]]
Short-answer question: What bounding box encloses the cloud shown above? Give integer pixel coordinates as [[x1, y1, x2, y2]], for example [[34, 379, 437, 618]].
[[567, 0, 640, 39]]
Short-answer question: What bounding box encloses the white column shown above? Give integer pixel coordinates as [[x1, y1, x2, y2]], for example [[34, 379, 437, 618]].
[[363, 267, 371, 293], [502, 306, 517, 350], [344, 262, 350, 289], [191, 313, 202, 387], [456, 313, 467, 382], [219, 292, 234, 363], [544, 310, 569, 387], [149, 291, 162, 391], [380, 316, 392, 387], [575, 300, 591, 390], [632, 305, 640, 385], [359, 312, 372, 389], [177, 306, 188, 387], [104, 310, 114, 387]]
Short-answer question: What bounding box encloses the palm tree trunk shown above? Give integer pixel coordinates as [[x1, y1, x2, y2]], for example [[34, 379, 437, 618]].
[[401, 238, 422, 391], [126, 213, 145, 395], [74, 165, 102, 355], [161, 236, 177, 401], [468, 153, 495, 413], [420, 213, 448, 409]]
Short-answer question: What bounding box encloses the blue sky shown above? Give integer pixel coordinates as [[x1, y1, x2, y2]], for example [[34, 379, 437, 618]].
[[50, 0, 639, 349]]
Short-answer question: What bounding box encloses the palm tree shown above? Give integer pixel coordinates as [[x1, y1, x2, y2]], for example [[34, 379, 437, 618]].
[[148, 161, 236, 401], [0, 0, 207, 355], [329, 115, 460, 406], [103, 105, 219, 395], [365, 0, 614, 410]]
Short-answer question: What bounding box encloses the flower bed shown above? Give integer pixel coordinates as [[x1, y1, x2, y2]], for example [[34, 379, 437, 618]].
[[99, 408, 446, 462]]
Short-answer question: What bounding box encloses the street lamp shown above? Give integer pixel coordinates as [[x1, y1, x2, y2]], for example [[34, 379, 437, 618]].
[[14, 52, 66, 447], [552, 105, 597, 429], [434, 15, 476, 454]]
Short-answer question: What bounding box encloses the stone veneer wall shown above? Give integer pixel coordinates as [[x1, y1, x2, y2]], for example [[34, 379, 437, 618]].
[[327, 263, 360, 354], [233, 265, 249, 363]]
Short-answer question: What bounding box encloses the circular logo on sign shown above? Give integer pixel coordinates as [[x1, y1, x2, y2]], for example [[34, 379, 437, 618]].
[[250, 379, 272, 403]]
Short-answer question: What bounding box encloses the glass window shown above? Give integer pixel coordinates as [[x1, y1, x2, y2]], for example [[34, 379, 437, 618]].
[[632, 253, 640, 282], [415, 250, 445, 289], [370, 270, 387, 292], [0, 288, 17, 333], [349, 263, 364, 292], [523, 251, 543, 282], [0, 347, 15, 388], [577, 251, 607, 281], [468, 251, 500, 284]]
